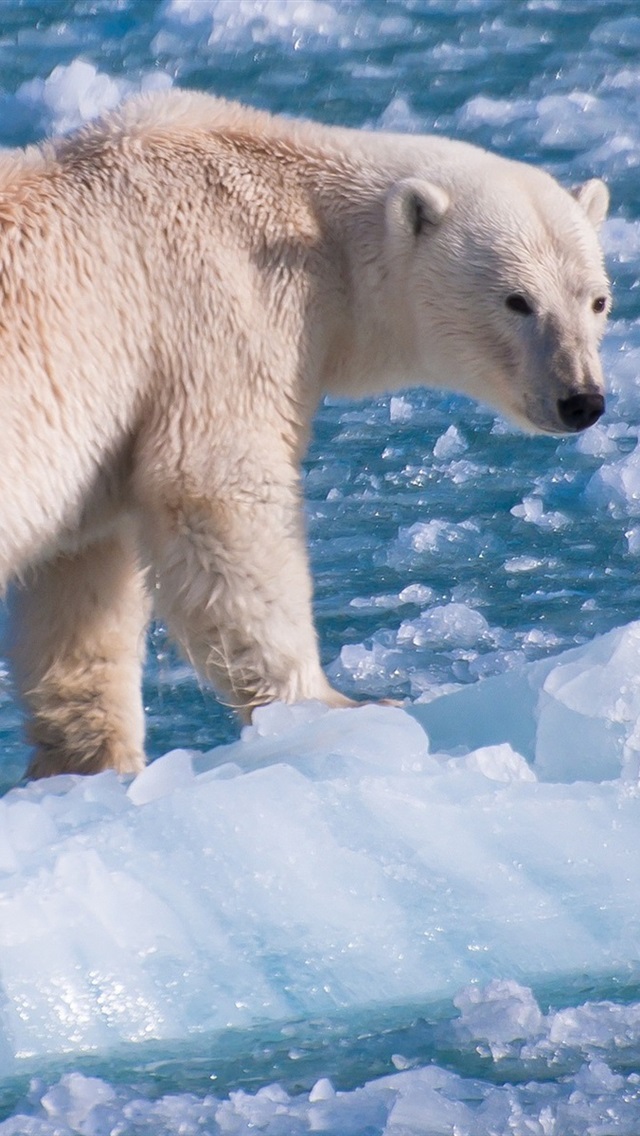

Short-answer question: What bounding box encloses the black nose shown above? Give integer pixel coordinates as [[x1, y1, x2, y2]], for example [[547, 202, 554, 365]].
[[557, 392, 605, 432]]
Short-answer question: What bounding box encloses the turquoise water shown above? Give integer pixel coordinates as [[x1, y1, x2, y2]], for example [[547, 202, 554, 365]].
[[2, 2, 640, 1132]]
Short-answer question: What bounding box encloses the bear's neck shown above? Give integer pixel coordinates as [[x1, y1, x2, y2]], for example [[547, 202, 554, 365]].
[[301, 159, 425, 399]]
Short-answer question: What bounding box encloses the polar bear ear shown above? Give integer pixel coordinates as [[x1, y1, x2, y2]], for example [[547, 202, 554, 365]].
[[385, 177, 451, 238], [571, 178, 609, 230]]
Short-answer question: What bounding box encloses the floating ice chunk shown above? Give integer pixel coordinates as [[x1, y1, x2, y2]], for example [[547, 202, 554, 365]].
[[384, 1066, 480, 1133], [166, 0, 349, 48], [600, 335, 640, 419], [346, 585, 435, 613], [446, 458, 487, 485], [17, 62, 125, 135], [390, 1052, 418, 1071], [349, 593, 403, 610], [601, 216, 640, 264], [389, 395, 413, 423], [536, 628, 640, 781], [458, 94, 532, 128], [127, 749, 195, 805], [332, 642, 391, 694], [378, 15, 414, 38], [536, 91, 609, 148], [15, 61, 172, 138], [510, 495, 570, 530], [377, 96, 424, 133], [543, 999, 640, 1057], [574, 1059, 626, 1095], [398, 519, 449, 553], [453, 979, 544, 1060], [504, 555, 544, 573], [433, 425, 468, 460], [520, 627, 563, 651], [41, 1072, 116, 1130], [626, 526, 640, 555], [413, 620, 640, 783], [163, 0, 219, 25], [308, 1077, 335, 1101], [588, 131, 640, 174], [397, 603, 489, 649], [574, 421, 618, 457], [5, 1054, 640, 1136], [386, 518, 482, 568], [590, 15, 640, 48], [139, 72, 175, 95], [332, 594, 501, 698], [398, 583, 435, 606], [586, 441, 640, 517]]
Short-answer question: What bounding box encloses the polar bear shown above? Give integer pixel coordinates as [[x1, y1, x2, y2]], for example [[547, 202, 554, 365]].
[[0, 90, 610, 778]]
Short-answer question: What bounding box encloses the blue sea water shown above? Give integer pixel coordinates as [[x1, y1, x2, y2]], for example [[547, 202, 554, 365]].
[[2, 1, 640, 1132]]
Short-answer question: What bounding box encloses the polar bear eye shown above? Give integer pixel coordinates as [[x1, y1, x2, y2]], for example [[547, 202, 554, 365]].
[[505, 293, 533, 316], [592, 296, 608, 314]]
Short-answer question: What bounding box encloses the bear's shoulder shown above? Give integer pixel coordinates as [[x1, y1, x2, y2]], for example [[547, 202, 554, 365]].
[[51, 90, 457, 176], [54, 91, 316, 162]]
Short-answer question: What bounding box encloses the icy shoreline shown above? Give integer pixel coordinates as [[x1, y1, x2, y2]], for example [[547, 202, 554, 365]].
[[2, 990, 640, 1134], [1, 625, 640, 1130]]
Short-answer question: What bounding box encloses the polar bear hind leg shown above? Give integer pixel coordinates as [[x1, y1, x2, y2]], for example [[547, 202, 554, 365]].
[[7, 521, 149, 778]]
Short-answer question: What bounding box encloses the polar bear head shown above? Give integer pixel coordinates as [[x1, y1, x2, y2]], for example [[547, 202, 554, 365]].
[[384, 154, 610, 435]]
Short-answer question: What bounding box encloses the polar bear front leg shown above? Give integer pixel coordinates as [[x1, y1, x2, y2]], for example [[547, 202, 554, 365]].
[[7, 521, 149, 778], [141, 483, 353, 719]]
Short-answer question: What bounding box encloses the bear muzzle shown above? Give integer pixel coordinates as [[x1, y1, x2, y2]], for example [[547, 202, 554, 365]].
[[556, 392, 605, 432]]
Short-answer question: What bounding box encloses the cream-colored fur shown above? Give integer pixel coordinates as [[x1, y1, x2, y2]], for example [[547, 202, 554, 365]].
[[0, 90, 610, 777]]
